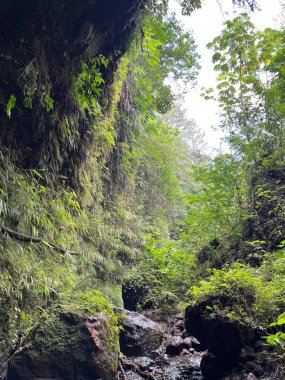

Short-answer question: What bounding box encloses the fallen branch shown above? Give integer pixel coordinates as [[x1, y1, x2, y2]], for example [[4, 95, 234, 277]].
[[0, 225, 79, 256], [118, 361, 127, 380]]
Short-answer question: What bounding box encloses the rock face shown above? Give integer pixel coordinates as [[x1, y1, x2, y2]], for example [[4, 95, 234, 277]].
[[185, 299, 258, 379], [244, 165, 285, 253], [115, 308, 163, 357], [0, 0, 145, 182], [7, 310, 119, 380]]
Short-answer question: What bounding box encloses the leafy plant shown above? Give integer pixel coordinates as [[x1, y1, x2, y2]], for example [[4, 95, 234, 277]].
[[264, 313, 285, 352], [74, 54, 109, 111], [6, 95, 16, 118]]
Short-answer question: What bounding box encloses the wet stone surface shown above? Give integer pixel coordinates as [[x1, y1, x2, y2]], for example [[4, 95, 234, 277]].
[[118, 312, 204, 380]]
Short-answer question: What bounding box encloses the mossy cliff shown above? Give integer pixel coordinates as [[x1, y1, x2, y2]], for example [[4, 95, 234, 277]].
[[0, 0, 145, 184], [0, 0, 149, 367]]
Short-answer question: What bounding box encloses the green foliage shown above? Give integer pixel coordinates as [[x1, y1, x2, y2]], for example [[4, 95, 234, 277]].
[[131, 13, 199, 115], [139, 235, 197, 300], [188, 249, 285, 327], [181, 154, 248, 249], [6, 95, 16, 118], [265, 313, 285, 352], [43, 93, 54, 112], [74, 54, 109, 111], [203, 13, 284, 161], [21, 63, 38, 109], [150, 0, 257, 16]]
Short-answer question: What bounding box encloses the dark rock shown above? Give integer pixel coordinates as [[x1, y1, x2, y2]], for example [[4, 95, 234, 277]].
[[200, 352, 226, 380], [244, 361, 264, 377], [191, 336, 205, 352], [7, 310, 119, 380], [243, 164, 285, 254], [115, 308, 163, 357], [254, 340, 265, 351], [174, 319, 184, 329], [165, 336, 184, 356], [0, 0, 144, 182], [185, 298, 258, 376], [122, 278, 148, 311]]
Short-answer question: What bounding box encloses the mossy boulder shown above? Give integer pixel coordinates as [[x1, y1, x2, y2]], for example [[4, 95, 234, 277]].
[[7, 291, 119, 380]]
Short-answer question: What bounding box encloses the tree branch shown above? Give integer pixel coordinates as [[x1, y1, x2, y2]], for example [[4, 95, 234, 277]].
[[0, 225, 79, 256]]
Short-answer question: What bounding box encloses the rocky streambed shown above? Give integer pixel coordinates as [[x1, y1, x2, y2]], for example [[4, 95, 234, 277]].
[[2, 304, 279, 380], [116, 309, 204, 380]]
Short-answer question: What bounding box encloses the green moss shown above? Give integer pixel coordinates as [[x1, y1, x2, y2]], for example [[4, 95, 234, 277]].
[[21, 290, 119, 369]]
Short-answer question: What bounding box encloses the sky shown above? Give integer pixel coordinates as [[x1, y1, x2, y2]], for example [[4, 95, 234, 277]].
[[168, 0, 283, 153]]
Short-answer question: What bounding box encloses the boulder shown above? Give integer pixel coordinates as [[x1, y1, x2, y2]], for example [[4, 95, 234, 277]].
[[115, 308, 163, 357], [7, 310, 119, 380], [165, 336, 184, 356], [185, 298, 258, 377]]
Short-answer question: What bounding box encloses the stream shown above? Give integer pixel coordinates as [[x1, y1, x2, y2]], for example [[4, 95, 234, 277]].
[[119, 311, 204, 380]]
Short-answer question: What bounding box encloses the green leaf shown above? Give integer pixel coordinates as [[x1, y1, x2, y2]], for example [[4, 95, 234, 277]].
[[6, 95, 16, 118]]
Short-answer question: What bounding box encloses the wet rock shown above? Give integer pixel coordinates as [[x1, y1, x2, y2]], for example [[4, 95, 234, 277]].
[[115, 308, 163, 357], [175, 313, 184, 320], [165, 336, 184, 356], [183, 337, 193, 348], [7, 310, 119, 380], [247, 373, 258, 380], [125, 370, 144, 380], [133, 357, 154, 371], [171, 327, 184, 336]]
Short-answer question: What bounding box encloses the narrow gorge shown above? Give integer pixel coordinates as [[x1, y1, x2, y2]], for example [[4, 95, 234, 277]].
[[0, 0, 284, 379]]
